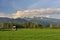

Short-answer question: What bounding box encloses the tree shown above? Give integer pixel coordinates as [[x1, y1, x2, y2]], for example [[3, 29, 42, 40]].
[[50, 23, 53, 29], [56, 24, 59, 29], [33, 22, 40, 28], [29, 23, 33, 28], [21, 22, 27, 28], [1, 22, 7, 29]]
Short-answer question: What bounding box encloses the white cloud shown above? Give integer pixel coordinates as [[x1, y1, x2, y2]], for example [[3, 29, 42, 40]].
[[11, 8, 60, 18], [0, 13, 9, 17], [12, 11, 24, 19], [0, 8, 60, 19], [45, 15, 50, 18], [0, 13, 5, 17]]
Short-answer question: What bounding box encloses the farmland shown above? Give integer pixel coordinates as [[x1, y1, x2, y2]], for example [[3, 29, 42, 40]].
[[0, 29, 60, 40]]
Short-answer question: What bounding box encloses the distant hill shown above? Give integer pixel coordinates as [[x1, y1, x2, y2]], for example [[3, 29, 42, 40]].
[[0, 17, 60, 27], [23, 17, 60, 27], [0, 17, 27, 23]]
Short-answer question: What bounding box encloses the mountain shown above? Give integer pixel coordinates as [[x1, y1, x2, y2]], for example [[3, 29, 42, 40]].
[[0, 17, 60, 27], [0, 17, 27, 23], [0, 17, 13, 23], [23, 17, 60, 27], [13, 18, 27, 23]]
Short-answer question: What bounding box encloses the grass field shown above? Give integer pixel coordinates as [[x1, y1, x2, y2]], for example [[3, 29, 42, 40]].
[[0, 29, 60, 40]]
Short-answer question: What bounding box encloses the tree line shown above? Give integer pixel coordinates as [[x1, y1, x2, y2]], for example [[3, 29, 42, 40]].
[[0, 22, 60, 30]]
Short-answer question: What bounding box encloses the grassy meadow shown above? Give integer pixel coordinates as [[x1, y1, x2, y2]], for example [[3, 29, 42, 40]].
[[0, 29, 60, 40]]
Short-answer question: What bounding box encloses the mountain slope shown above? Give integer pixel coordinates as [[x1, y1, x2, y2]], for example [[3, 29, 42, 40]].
[[24, 17, 60, 27], [0, 17, 60, 27]]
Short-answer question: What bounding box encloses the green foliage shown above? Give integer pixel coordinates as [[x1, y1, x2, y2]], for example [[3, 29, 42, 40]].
[[56, 24, 60, 29], [0, 21, 60, 30], [50, 23, 53, 29]]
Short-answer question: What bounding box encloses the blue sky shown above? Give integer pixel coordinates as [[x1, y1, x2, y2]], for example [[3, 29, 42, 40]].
[[0, 0, 60, 19], [0, 0, 38, 14]]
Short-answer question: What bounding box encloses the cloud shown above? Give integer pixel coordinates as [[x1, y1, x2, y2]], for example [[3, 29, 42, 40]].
[[0, 13, 12, 18], [46, 15, 50, 18], [12, 11, 24, 19], [11, 8, 60, 18], [0, 8, 60, 19]]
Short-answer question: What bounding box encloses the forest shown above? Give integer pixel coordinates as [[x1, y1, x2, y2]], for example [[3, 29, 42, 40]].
[[0, 21, 60, 30]]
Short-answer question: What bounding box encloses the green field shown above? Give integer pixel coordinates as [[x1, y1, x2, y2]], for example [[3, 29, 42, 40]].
[[0, 29, 60, 40]]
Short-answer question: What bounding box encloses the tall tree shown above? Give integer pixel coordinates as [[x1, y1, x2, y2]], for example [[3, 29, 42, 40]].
[[50, 23, 53, 29]]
